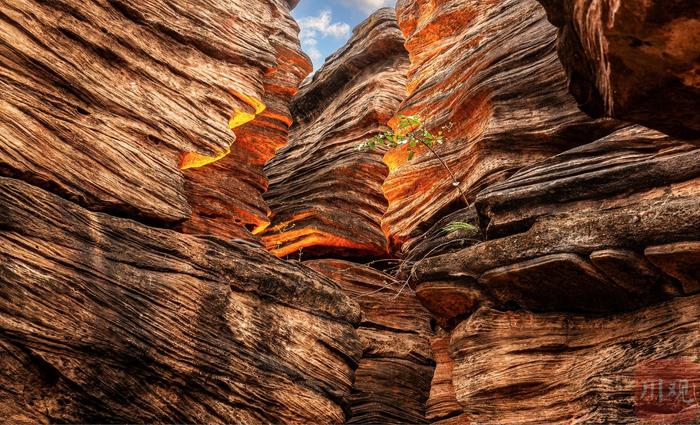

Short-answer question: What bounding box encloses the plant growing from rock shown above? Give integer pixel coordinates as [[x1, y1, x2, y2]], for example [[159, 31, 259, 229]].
[[442, 220, 476, 233], [357, 114, 474, 232]]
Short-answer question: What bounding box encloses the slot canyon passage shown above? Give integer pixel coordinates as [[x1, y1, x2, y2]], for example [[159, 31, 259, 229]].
[[0, 0, 699, 423]]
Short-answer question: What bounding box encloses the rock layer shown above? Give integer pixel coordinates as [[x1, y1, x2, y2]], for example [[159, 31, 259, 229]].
[[180, 3, 311, 240], [382, 0, 620, 249], [262, 8, 408, 258], [414, 126, 700, 324], [449, 302, 700, 424], [306, 259, 434, 424], [0, 0, 310, 238], [0, 176, 362, 424], [537, 0, 700, 139]]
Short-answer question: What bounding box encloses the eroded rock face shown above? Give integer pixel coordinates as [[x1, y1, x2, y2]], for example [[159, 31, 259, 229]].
[[180, 2, 311, 240], [382, 0, 620, 250], [0, 177, 362, 424], [3, 0, 699, 423], [450, 302, 700, 424], [262, 8, 408, 258], [414, 126, 700, 325], [306, 260, 434, 424], [406, 123, 700, 423], [537, 0, 700, 139], [0, 0, 310, 238]]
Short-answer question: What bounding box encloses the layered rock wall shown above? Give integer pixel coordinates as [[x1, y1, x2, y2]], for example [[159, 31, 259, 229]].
[[180, 0, 312, 240], [390, 1, 700, 423], [406, 126, 700, 423], [0, 1, 365, 423], [0, 0, 310, 239], [450, 301, 700, 424], [262, 8, 408, 258], [263, 9, 438, 423], [382, 0, 620, 250], [307, 260, 434, 424], [416, 126, 700, 321], [536, 0, 700, 139], [0, 177, 362, 424], [2, 0, 699, 423]]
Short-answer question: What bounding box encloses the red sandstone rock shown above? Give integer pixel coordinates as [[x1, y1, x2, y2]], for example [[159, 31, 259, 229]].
[[449, 301, 700, 423], [414, 126, 700, 324], [382, 0, 621, 250], [0, 0, 310, 239], [424, 334, 467, 424], [0, 176, 362, 424], [262, 9, 408, 258], [537, 0, 700, 139], [3, 0, 700, 423], [181, 4, 311, 240], [306, 259, 434, 424]]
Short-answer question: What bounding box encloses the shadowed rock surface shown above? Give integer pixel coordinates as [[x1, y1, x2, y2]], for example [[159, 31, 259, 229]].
[[306, 259, 434, 424], [537, 0, 700, 139], [262, 8, 408, 258], [381, 0, 621, 250], [0, 176, 362, 424]]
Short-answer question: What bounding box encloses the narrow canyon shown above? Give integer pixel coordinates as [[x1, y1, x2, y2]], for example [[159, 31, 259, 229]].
[[1, 0, 698, 424]]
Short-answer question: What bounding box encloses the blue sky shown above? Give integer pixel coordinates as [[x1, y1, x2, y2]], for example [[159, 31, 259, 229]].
[[293, 0, 394, 69]]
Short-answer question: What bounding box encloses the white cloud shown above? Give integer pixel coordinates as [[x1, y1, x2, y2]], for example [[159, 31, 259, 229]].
[[297, 9, 351, 69], [339, 0, 395, 13], [307, 46, 323, 65], [298, 9, 350, 42]]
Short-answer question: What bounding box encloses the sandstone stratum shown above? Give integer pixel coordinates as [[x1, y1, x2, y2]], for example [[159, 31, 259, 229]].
[[0, 0, 698, 424]]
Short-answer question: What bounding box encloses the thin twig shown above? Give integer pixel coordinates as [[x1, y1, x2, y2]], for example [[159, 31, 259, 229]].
[[420, 140, 470, 207]]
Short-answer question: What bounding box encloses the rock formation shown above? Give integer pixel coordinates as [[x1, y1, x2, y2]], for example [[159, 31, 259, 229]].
[[0, 0, 310, 240], [536, 0, 700, 139], [405, 125, 700, 423], [180, 1, 311, 241], [414, 125, 700, 323], [450, 300, 700, 424], [0, 177, 362, 424], [0, 1, 361, 423], [382, 0, 621, 250], [306, 260, 434, 424], [2, 0, 699, 423], [262, 8, 408, 258], [387, 1, 700, 423], [262, 10, 437, 423]]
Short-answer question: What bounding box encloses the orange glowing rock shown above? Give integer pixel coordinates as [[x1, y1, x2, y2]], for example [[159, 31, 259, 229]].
[[228, 91, 267, 128], [382, 0, 621, 251], [179, 146, 232, 170], [179, 92, 266, 170]]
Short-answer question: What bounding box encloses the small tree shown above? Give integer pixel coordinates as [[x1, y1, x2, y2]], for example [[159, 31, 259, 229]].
[[356, 114, 470, 209]]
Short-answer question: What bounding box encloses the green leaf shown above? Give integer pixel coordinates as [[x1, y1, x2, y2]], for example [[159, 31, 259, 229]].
[[407, 149, 415, 160], [442, 221, 476, 233]]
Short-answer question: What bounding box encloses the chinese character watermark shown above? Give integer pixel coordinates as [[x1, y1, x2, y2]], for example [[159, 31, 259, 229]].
[[635, 358, 699, 424]]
